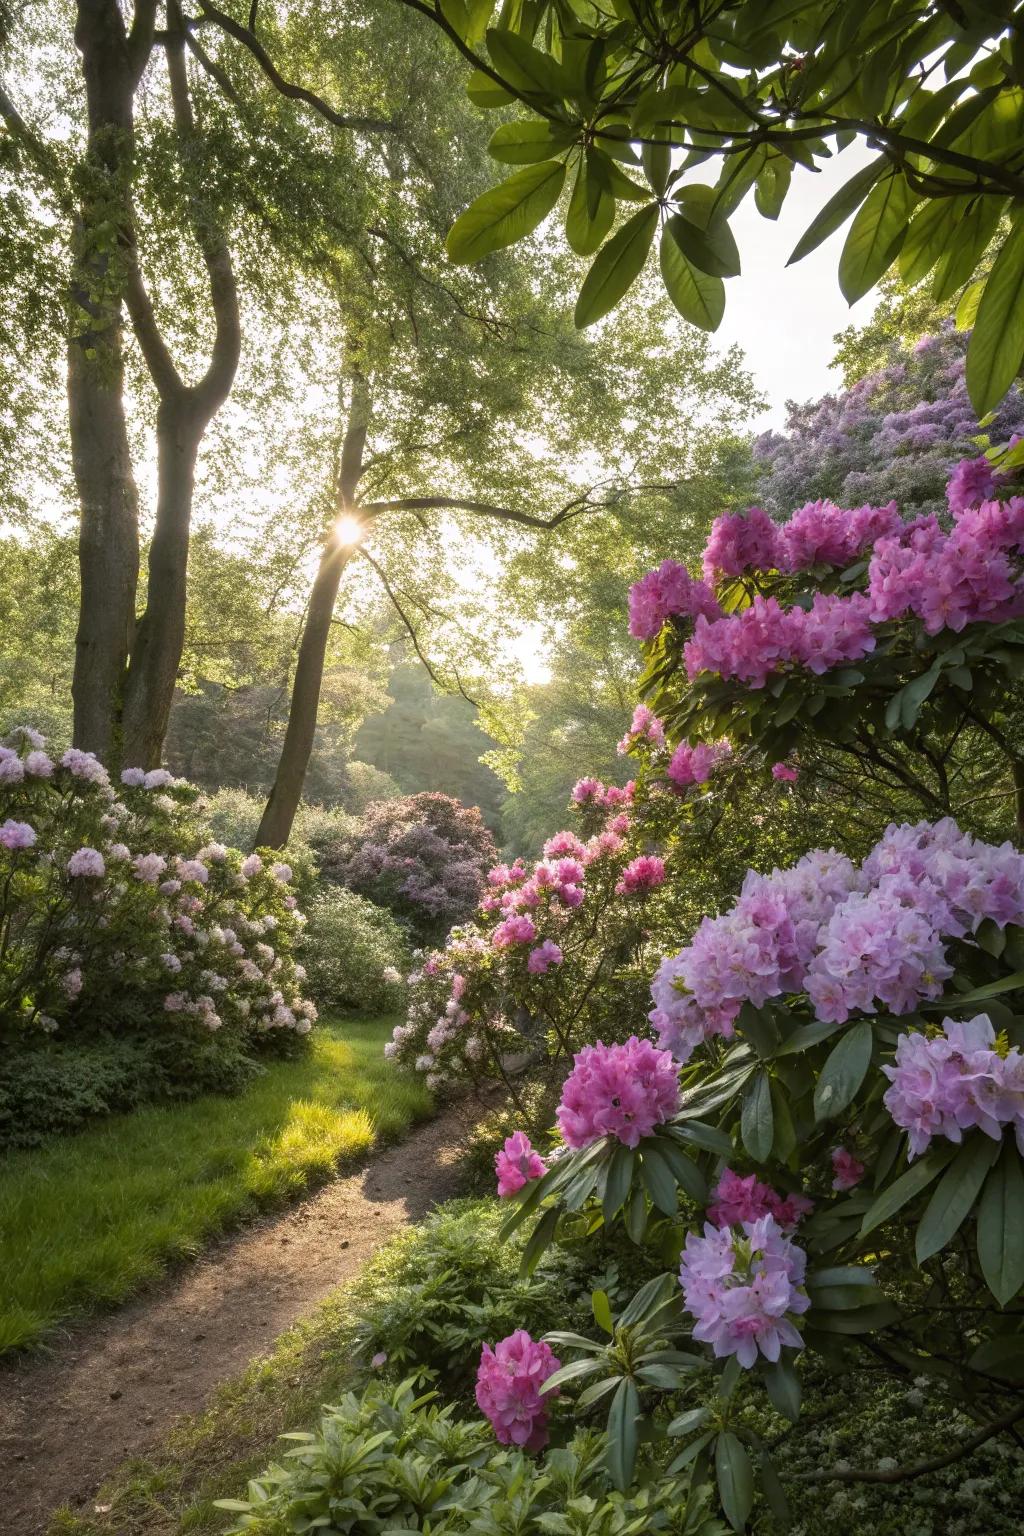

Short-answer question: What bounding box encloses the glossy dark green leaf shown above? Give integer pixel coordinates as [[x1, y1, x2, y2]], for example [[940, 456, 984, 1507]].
[[755, 156, 792, 220], [861, 1145, 957, 1236], [742, 1070, 774, 1162], [968, 1333, 1024, 1380], [575, 203, 659, 328], [977, 1140, 1024, 1305], [447, 161, 566, 263], [659, 223, 725, 331], [485, 27, 568, 101], [640, 1144, 679, 1214], [715, 1430, 754, 1532], [603, 1142, 635, 1222], [592, 1288, 614, 1335], [813, 1020, 872, 1121], [915, 1133, 999, 1263], [921, 970, 1024, 1010], [566, 151, 615, 256], [541, 1356, 605, 1393], [966, 218, 1024, 416], [606, 1378, 640, 1491], [665, 212, 741, 277], [763, 1357, 801, 1420]]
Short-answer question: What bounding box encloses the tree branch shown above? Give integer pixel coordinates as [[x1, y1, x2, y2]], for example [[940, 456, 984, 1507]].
[[195, 0, 399, 134], [357, 547, 478, 706], [358, 482, 677, 530]]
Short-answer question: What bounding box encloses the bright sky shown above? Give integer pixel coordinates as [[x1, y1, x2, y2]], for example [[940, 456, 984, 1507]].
[[717, 142, 878, 432]]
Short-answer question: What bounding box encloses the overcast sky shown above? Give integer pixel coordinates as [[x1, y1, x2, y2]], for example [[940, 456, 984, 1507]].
[[716, 142, 878, 432]]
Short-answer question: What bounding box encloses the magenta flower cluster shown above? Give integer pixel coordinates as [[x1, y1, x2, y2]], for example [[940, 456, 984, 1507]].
[[495, 1131, 546, 1198], [617, 703, 665, 755], [666, 739, 730, 789], [706, 1168, 813, 1231], [678, 1215, 810, 1368], [883, 1014, 1024, 1159], [649, 821, 1024, 1058], [628, 559, 720, 641], [475, 1330, 560, 1451], [684, 591, 876, 689], [867, 496, 1024, 634], [556, 1036, 680, 1149], [614, 854, 665, 897]]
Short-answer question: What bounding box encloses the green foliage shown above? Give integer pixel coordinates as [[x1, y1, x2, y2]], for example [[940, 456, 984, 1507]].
[[415, 0, 1024, 410], [0, 1018, 429, 1354], [302, 888, 411, 1015]]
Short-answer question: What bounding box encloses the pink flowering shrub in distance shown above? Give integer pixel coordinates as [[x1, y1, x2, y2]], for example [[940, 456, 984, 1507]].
[[0, 728, 314, 1052]]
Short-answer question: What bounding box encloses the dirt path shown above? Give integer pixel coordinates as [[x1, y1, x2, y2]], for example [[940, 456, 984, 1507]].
[[0, 1097, 486, 1535]]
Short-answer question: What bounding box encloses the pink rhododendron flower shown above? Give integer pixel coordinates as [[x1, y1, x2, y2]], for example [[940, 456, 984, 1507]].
[[831, 1146, 866, 1191], [475, 1330, 560, 1451], [777, 498, 900, 572], [772, 762, 799, 782], [177, 858, 210, 885], [67, 847, 105, 877], [946, 454, 1000, 515], [571, 777, 604, 805], [706, 1168, 812, 1231], [557, 1036, 680, 1149], [667, 739, 729, 789], [528, 940, 563, 974], [679, 1215, 810, 1368], [615, 854, 666, 896], [0, 819, 36, 850], [618, 703, 666, 754], [543, 831, 586, 860], [495, 1131, 546, 1197], [703, 507, 782, 582], [628, 560, 721, 640], [492, 915, 537, 948]]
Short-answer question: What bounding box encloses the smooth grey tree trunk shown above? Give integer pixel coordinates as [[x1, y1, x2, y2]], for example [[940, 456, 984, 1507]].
[[255, 369, 370, 847]]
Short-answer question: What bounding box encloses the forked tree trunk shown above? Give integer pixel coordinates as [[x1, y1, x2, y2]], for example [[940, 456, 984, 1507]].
[[255, 368, 370, 848], [68, 0, 154, 760]]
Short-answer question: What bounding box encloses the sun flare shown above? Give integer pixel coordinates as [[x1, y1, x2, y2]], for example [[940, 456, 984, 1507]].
[[335, 514, 364, 546]]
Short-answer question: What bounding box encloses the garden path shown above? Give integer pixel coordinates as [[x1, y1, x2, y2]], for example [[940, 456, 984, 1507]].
[[0, 1094, 486, 1535]]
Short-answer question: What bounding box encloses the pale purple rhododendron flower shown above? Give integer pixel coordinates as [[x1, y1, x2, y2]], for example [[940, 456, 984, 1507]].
[[177, 858, 209, 885], [804, 888, 952, 1023], [6, 724, 45, 750], [527, 940, 563, 975], [199, 842, 228, 863], [271, 862, 292, 883], [649, 974, 732, 1065], [557, 1036, 680, 1149], [628, 559, 721, 640], [67, 847, 105, 878], [0, 819, 36, 851], [120, 767, 146, 787], [143, 768, 174, 789], [133, 852, 167, 884], [61, 748, 109, 787], [240, 853, 263, 878], [679, 1215, 810, 1368], [772, 762, 799, 783], [615, 854, 666, 897], [107, 842, 130, 861], [495, 1131, 546, 1198], [25, 751, 53, 778], [706, 1168, 813, 1231], [882, 1014, 1024, 1158], [0, 746, 25, 784], [492, 915, 537, 948], [831, 1146, 866, 1191], [475, 1330, 560, 1451], [702, 506, 782, 582], [370, 1351, 388, 1369]]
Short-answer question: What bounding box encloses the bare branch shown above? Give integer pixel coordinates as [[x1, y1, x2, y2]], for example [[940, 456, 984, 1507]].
[[357, 547, 478, 706], [195, 0, 398, 134], [359, 482, 681, 531]]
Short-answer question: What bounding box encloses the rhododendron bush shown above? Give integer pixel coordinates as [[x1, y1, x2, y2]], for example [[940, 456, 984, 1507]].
[[0, 729, 314, 1052], [383, 459, 1024, 1530]]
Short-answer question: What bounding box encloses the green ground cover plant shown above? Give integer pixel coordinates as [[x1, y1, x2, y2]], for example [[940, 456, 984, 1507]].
[[0, 1017, 430, 1354]]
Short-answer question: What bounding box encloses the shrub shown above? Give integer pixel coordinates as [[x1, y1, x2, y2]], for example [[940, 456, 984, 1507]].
[[302, 888, 410, 1014], [322, 792, 498, 944], [205, 786, 357, 900], [217, 1376, 727, 1535]]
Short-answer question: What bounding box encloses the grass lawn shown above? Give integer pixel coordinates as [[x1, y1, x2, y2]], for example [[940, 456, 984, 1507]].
[[0, 1016, 431, 1354]]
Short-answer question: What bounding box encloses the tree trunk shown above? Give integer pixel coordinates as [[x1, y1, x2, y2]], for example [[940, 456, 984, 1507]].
[[255, 368, 370, 848], [121, 398, 202, 766], [68, 0, 154, 760]]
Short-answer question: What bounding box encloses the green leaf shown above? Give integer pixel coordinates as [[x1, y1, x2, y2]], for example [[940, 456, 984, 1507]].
[[741, 1070, 774, 1162], [603, 1143, 635, 1222], [575, 204, 659, 327], [592, 1288, 614, 1335], [838, 170, 919, 303], [788, 156, 886, 265], [860, 1144, 957, 1237], [968, 1333, 1024, 1380], [659, 222, 724, 331], [966, 218, 1024, 416], [606, 1378, 640, 1492], [715, 1431, 754, 1532], [668, 1405, 711, 1436], [921, 970, 1024, 1010], [665, 212, 741, 277], [808, 1301, 901, 1333], [813, 1020, 873, 1122], [755, 157, 792, 220], [774, 1018, 844, 1055], [566, 152, 615, 256], [651, 1134, 707, 1202], [977, 1140, 1024, 1305], [521, 1206, 560, 1275], [447, 161, 566, 263], [488, 120, 579, 163], [915, 1134, 1000, 1263], [541, 1356, 605, 1393], [485, 27, 568, 102], [640, 1143, 680, 1214], [619, 1271, 678, 1328], [763, 1358, 801, 1421], [466, 68, 516, 109]]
